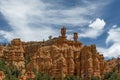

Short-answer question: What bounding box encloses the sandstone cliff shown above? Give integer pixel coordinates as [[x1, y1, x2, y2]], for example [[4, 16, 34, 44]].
[[24, 27, 106, 80], [0, 27, 113, 80]]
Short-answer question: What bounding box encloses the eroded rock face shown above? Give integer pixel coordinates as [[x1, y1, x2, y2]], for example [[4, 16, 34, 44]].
[[5, 39, 25, 70], [0, 27, 107, 80], [105, 58, 118, 73], [29, 43, 106, 79], [0, 46, 4, 58], [21, 27, 106, 80]]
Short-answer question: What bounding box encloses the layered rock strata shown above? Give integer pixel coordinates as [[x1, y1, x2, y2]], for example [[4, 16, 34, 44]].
[[0, 27, 107, 80]]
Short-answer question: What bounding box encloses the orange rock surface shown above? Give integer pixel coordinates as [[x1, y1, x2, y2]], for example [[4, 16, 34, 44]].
[[5, 39, 25, 70], [0, 27, 114, 80], [24, 27, 106, 79]]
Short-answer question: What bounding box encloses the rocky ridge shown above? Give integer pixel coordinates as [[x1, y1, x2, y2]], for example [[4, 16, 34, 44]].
[[0, 27, 117, 80]]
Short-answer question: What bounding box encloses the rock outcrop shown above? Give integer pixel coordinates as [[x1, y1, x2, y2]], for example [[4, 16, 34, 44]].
[[25, 27, 106, 80], [5, 39, 25, 70], [0, 27, 109, 80], [0, 46, 4, 58], [105, 58, 118, 72]]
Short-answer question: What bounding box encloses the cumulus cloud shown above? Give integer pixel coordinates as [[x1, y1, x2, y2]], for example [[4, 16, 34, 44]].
[[106, 25, 120, 44], [0, 0, 110, 41], [79, 18, 106, 38], [97, 25, 120, 58], [89, 18, 106, 30], [98, 44, 120, 58]]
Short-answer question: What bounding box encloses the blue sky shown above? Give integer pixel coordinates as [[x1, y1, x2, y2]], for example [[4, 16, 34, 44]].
[[0, 0, 120, 58]]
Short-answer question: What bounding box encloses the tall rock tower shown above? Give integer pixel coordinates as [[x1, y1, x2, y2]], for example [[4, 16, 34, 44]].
[[61, 26, 67, 39], [5, 39, 25, 70]]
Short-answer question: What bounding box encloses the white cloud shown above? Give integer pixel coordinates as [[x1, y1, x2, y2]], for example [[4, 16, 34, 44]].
[[0, 0, 58, 41], [0, 0, 110, 41], [97, 26, 120, 58], [79, 18, 106, 38], [89, 18, 106, 30], [0, 30, 14, 41], [98, 44, 120, 58], [106, 26, 120, 44]]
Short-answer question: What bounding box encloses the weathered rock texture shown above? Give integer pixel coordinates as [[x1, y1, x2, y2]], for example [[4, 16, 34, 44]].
[[105, 58, 118, 72], [29, 44, 106, 80], [5, 39, 25, 70], [0, 46, 4, 58], [25, 27, 106, 80], [0, 27, 109, 80]]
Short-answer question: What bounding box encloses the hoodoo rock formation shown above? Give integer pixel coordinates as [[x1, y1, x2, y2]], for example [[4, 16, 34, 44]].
[[0, 27, 114, 80], [24, 27, 106, 80], [0, 46, 4, 59], [5, 39, 25, 70]]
